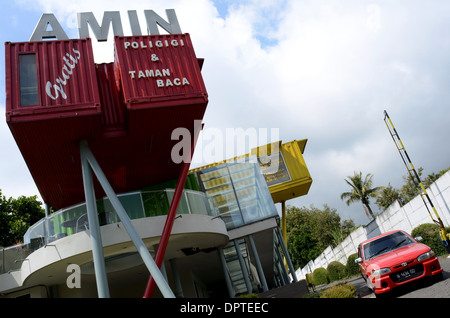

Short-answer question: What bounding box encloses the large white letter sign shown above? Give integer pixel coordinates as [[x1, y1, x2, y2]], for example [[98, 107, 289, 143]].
[[77, 11, 124, 41], [29, 13, 69, 41], [30, 9, 183, 42]]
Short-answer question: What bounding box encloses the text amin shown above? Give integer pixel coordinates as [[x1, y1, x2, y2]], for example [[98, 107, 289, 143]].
[[30, 9, 181, 42]]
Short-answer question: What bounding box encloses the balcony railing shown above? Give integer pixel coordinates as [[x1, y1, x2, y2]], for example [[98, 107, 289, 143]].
[[0, 189, 216, 274]]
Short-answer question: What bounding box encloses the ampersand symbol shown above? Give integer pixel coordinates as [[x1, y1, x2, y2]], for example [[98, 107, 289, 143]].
[[151, 54, 159, 62]]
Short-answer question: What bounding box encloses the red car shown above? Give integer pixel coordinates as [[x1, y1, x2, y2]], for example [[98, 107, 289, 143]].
[[355, 230, 443, 296]]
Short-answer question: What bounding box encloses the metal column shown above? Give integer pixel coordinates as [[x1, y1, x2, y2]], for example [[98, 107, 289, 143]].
[[218, 247, 234, 298], [80, 148, 110, 298], [143, 160, 191, 297], [274, 241, 289, 286], [281, 201, 287, 245], [143, 122, 202, 298], [80, 141, 175, 298], [169, 258, 184, 298], [275, 227, 298, 282], [234, 240, 252, 294], [248, 235, 268, 292], [43, 203, 50, 246]]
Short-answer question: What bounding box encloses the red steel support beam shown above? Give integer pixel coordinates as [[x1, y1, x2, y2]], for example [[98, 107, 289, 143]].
[[143, 123, 202, 298]]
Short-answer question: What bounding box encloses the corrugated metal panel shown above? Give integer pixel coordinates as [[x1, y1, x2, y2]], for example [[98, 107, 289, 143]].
[[5, 38, 103, 209], [4, 37, 209, 210], [96, 63, 127, 136], [8, 115, 103, 209], [267, 140, 312, 203], [114, 34, 208, 105], [5, 39, 100, 122]]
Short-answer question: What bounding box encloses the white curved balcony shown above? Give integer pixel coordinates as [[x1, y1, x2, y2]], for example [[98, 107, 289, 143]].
[[0, 189, 228, 290]]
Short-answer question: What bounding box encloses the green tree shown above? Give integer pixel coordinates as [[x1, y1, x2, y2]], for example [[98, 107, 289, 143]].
[[285, 205, 354, 269], [285, 206, 321, 269], [0, 190, 45, 247], [376, 166, 450, 210], [0, 191, 13, 247], [309, 205, 344, 250], [340, 172, 383, 220], [399, 168, 424, 205], [375, 183, 401, 210], [423, 166, 450, 188], [399, 166, 450, 205]]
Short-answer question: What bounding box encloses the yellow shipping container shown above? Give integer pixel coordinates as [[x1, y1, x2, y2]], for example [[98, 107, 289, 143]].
[[191, 139, 312, 203]]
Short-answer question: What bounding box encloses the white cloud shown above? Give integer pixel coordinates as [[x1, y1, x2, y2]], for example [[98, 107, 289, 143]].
[[0, 116, 40, 200], [5, 0, 450, 225], [367, 4, 382, 32]]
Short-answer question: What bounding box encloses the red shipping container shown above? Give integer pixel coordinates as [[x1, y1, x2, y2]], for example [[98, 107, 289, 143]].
[[113, 34, 208, 105], [113, 34, 208, 161], [96, 63, 127, 137], [5, 39, 102, 210], [5, 38, 101, 122], [4, 36, 209, 210]]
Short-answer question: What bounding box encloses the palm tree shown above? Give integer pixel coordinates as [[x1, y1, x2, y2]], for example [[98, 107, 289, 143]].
[[340, 172, 383, 220]]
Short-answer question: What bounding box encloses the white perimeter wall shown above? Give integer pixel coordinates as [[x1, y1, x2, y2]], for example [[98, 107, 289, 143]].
[[294, 170, 450, 280]]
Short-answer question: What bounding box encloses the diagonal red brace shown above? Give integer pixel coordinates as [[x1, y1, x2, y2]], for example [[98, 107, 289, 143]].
[[143, 160, 190, 298], [143, 123, 202, 298]]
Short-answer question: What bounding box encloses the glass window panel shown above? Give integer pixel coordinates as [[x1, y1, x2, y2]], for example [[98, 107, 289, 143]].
[[167, 190, 190, 215], [19, 54, 39, 106], [186, 191, 210, 216], [102, 193, 144, 220], [196, 164, 244, 229], [253, 162, 278, 219], [118, 193, 144, 220], [142, 191, 170, 217], [231, 158, 278, 225], [96, 198, 119, 224]]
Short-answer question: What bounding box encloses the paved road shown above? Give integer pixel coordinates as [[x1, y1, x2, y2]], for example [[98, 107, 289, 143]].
[[352, 255, 450, 298]]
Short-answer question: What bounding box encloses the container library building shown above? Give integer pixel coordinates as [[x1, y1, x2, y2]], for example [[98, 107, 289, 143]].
[[0, 10, 312, 298]]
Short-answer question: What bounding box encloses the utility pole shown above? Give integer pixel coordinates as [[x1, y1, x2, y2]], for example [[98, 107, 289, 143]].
[[384, 110, 450, 253]]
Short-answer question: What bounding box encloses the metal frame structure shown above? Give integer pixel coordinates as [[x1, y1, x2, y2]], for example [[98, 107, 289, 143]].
[[142, 159, 191, 298], [79, 140, 175, 298], [143, 122, 202, 298]]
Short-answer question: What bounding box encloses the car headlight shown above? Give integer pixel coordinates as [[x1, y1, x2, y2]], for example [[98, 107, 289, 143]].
[[371, 267, 391, 277], [417, 250, 435, 262]]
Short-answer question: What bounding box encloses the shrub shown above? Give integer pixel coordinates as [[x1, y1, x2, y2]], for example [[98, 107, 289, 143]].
[[327, 261, 347, 282], [303, 291, 321, 298], [346, 253, 360, 276], [320, 283, 356, 298], [305, 273, 313, 287], [411, 223, 450, 257], [312, 267, 329, 286], [236, 293, 259, 298]]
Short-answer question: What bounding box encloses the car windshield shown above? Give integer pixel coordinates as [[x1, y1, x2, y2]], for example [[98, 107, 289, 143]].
[[363, 231, 414, 260]]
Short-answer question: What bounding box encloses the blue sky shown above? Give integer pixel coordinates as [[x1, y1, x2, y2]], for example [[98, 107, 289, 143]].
[[0, 2, 40, 95], [2, 0, 450, 227]]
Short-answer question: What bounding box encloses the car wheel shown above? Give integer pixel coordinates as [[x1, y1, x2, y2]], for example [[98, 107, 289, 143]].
[[434, 272, 444, 282], [361, 274, 374, 292], [375, 291, 391, 298]]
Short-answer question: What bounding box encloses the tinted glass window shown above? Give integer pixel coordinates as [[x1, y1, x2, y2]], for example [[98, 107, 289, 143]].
[[19, 54, 38, 106], [194, 157, 278, 230], [363, 231, 414, 260]]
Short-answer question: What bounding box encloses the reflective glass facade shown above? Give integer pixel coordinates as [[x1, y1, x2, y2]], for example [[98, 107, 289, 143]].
[[6, 159, 278, 276], [191, 157, 278, 230], [21, 190, 214, 247]]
